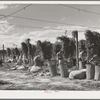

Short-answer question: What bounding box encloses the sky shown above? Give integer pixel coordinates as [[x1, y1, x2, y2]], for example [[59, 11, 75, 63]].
[[0, 4, 100, 49]]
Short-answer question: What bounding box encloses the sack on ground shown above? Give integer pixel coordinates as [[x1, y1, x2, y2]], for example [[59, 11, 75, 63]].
[[69, 69, 86, 79], [17, 65, 25, 70], [29, 65, 41, 72]]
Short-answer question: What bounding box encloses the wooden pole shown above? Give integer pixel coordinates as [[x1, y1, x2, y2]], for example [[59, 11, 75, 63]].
[[27, 43, 30, 63], [27, 39, 31, 64], [76, 32, 79, 69], [2, 44, 4, 62], [72, 30, 79, 69], [87, 42, 89, 63]]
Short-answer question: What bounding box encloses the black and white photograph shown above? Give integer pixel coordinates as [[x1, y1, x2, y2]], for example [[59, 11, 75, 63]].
[[0, 1, 100, 94]]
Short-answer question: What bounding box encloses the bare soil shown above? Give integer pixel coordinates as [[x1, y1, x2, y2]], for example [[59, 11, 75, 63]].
[[0, 62, 100, 90]]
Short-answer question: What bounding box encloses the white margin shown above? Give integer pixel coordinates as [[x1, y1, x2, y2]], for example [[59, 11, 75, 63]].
[[0, 1, 100, 4], [0, 1, 100, 99]]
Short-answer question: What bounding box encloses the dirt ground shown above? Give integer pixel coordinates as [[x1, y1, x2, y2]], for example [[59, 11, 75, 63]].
[[0, 62, 100, 90]]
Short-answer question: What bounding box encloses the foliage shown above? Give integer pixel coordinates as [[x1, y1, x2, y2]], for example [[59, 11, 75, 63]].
[[14, 47, 20, 56], [57, 36, 76, 59], [69, 38, 76, 57], [7, 48, 11, 57], [84, 30, 100, 56], [11, 48, 16, 56], [6, 29, 100, 66], [21, 42, 28, 57], [53, 42, 62, 56], [29, 44, 36, 58], [25, 38, 31, 44], [37, 40, 53, 60], [78, 39, 86, 52]]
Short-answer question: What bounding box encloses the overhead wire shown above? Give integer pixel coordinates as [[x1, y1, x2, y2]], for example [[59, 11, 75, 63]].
[[59, 4, 100, 16], [0, 4, 100, 30], [0, 14, 99, 30], [1, 4, 99, 48], [0, 4, 100, 32], [0, 4, 32, 20]]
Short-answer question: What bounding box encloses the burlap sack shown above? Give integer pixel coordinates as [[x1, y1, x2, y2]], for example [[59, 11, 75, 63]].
[[69, 69, 86, 79], [29, 65, 41, 72]]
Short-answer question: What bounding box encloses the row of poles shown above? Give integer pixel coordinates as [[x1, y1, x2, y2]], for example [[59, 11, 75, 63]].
[[1, 31, 79, 69]]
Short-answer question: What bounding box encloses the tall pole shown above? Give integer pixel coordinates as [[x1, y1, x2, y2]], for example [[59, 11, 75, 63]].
[[87, 41, 89, 63], [26, 38, 31, 64], [3, 44, 4, 62], [76, 32, 79, 69], [72, 30, 79, 69]]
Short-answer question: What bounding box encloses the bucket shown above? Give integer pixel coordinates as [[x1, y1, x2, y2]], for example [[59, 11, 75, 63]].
[[79, 61, 85, 70], [79, 61, 83, 70], [86, 64, 95, 79], [59, 60, 68, 77], [94, 65, 100, 81], [48, 60, 57, 77]]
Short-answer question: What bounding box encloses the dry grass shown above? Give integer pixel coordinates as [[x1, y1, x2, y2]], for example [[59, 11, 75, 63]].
[[0, 62, 100, 90]]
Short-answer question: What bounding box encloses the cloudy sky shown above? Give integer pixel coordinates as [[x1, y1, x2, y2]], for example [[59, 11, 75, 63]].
[[0, 4, 100, 49]]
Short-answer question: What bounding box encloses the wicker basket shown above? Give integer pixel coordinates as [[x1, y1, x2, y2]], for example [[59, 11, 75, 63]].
[[86, 64, 95, 79], [79, 61, 84, 70], [59, 60, 68, 77], [48, 60, 57, 77], [94, 65, 100, 81]]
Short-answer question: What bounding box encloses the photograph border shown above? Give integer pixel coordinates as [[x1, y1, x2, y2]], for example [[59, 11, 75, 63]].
[[0, 1, 100, 99]]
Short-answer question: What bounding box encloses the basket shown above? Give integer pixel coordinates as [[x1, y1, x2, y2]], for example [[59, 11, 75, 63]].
[[48, 60, 57, 77], [94, 65, 100, 81], [59, 60, 68, 77], [86, 63, 95, 79]]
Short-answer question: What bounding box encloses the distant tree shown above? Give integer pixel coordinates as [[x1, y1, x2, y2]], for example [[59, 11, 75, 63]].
[[0, 50, 6, 58], [92, 31, 100, 55], [14, 47, 20, 58], [40, 41, 53, 60], [84, 30, 100, 62], [37, 40, 42, 47], [23, 38, 35, 63], [78, 39, 86, 52], [57, 36, 75, 59], [21, 42, 28, 59], [11, 48, 16, 57], [25, 38, 31, 56], [30, 44, 36, 59], [7, 48, 11, 57], [69, 38, 76, 58], [35, 40, 43, 57], [53, 42, 62, 56]]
